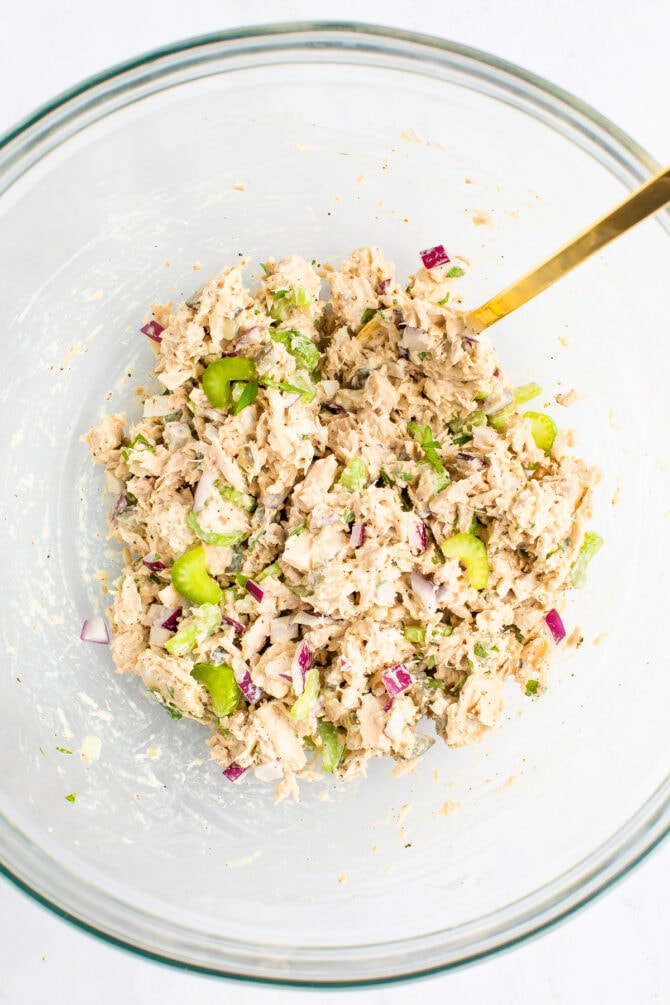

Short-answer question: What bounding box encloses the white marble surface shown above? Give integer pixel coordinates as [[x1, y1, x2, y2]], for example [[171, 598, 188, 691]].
[[1, 1, 668, 1002]]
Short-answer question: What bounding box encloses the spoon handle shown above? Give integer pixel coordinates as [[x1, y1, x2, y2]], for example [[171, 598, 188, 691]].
[[465, 164, 670, 333]]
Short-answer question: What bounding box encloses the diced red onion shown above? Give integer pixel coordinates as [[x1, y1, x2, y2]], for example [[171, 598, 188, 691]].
[[161, 607, 182, 631], [435, 584, 452, 603], [410, 570, 438, 613], [149, 625, 173, 647], [420, 245, 450, 270], [192, 469, 217, 513], [401, 326, 430, 353], [140, 320, 164, 343], [291, 639, 313, 694], [408, 523, 427, 552], [223, 763, 246, 782], [235, 667, 263, 705], [148, 603, 173, 625], [222, 613, 246, 635], [322, 401, 347, 414], [80, 616, 109, 645], [382, 663, 412, 699], [110, 493, 130, 523], [143, 556, 167, 573], [377, 278, 392, 294], [245, 580, 264, 603], [462, 334, 479, 346], [278, 673, 293, 682], [350, 522, 365, 548], [545, 608, 566, 644]]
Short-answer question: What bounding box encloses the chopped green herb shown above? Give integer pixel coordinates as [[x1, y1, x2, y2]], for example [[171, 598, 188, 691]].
[[341, 509, 355, 524], [339, 458, 367, 493], [360, 307, 384, 326], [474, 642, 488, 659], [121, 432, 155, 461], [424, 678, 446, 690], [436, 292, 451, 306], [149, 573, 162, 585], [270, 285, 312, 320], [525, 679, 539, 696], [287, 520, 306, 538], [378, 469, 393, 487], [259, 372, 317, 403], [427, 655, 436, 670], [39, 746, 46, 757], [447, 266, 465, 278], [408, 421, 449, 487], [64, 793, 77, 804], [273, 288, 289, 301], [260, 262, 270, 276], [186, 512, 248, 548], [257, 561, 282, 582], [571, 531, 604, 588], [431, 623, 453, 638], [55, 746, 72, 755], [392, 470, 414, 483]]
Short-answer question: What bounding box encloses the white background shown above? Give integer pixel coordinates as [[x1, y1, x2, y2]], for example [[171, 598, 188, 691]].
[[1, 1, 668, 1002]]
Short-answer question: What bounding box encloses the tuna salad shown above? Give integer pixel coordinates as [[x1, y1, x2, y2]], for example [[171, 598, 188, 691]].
[[85, 245, 602, 798]]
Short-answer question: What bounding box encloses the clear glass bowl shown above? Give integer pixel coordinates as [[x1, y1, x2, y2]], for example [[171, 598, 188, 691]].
[[1, 23, 668, 986]]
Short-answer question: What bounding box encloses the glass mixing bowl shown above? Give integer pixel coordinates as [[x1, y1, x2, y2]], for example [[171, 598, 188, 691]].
[[1, 22, 668, 986]]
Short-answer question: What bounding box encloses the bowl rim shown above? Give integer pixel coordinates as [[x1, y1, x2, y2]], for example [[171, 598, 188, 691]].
[[0, 20, 668, 988]]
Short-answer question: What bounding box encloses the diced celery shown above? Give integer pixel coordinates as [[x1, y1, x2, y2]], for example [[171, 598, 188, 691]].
[[165, 602, 222, 656], [523, 411, 557, 453], [186, 512, 248, 548], [202, 357, 257, 409], [232, 380, 259, 415], [217, 483, 257, 513], [171, 546, 222, 605], [271, 329, 321, 372], [404, 625, 426, 644], [339, 458, 368, 493], [571, 531, 604, 588], [514, 382, 542, 404], [316, 719, 345, 772], [290, 667, 321, 719], [191, 662, 240, 717], [441, 532, 489, 590]]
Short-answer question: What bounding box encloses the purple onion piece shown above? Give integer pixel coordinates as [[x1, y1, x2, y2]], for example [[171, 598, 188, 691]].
[[222, 763, 246, 782], [110, 493, 130, 523], [245, 580, 264, 603], [545, 608, 566, 644], [410, 570, 438, 613], [420, 245, 450, 270], [222, 613, 246, 635], [278, 673, 292, 682], [462, 334, 479, 346], [140, 320, 164, 343], [236, 668, 263, 705], [377, 278, 392, 294], [80, 616, 110, 645], [408, 523, 427, 552], [161, 607, 183, 632], [350, 522, 365, 548], [435, 583, 451, 603], [143, 556, 167, 573], [382, 663, 412, 700], [322, 401, 347, 415], [291, 640, 313, 694]]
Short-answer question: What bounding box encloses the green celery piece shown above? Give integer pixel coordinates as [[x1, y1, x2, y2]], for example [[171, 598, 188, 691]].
[[447, 266, 465, 278], [339, 458, 368, 493], [431, 624, 453, 638], [441, 532, 489, 590], [260, 372, 317, 403], [474, 642, 488, 659], [290, 667, 321, 719], [171, 545, 222, 605], [64, 793, 77, 803], [165, 602, 222, 657], [257, 561, 282, 582], [217, 483, 256, 513], [404, 625, 427, 644], [514, 382, 542, 404], [270, 285, 312, 320], [202, 357, 257, 409], [191, 662, 240, 717], [232, 380, 259, 415], [316, 719, 345, 772], [187, 512, 248, 548], [523, 412, 557, 453], [272, 329, 321, 372], [488, 403, 515, 432], [571, 531, 604, 588], [525, 679, 539, 696]]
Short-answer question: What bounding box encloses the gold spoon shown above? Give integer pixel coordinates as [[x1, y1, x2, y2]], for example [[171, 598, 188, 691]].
[[464, 164, 670, 334]]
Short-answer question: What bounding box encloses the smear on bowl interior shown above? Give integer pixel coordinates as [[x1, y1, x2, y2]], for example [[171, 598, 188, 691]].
[[84, 245, 602, 800]]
